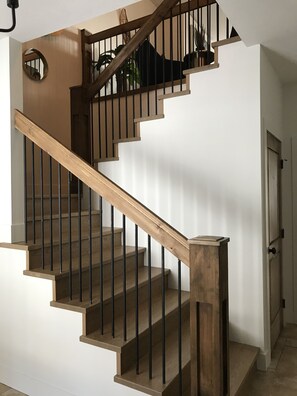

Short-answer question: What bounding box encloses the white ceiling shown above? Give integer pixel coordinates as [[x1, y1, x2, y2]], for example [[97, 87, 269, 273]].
[[217, 0, 297, 83], [0, 0, 140, 42]]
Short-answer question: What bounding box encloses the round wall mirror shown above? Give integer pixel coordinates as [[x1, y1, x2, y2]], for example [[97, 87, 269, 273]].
[[23, 48, 48, 81]]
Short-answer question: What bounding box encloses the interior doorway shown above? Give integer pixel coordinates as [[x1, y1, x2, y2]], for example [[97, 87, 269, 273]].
[[267, 131, 283, 349]]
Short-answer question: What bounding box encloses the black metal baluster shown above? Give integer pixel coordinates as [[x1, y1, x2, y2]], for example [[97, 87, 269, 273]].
[[135, 224, 139, 374], [111, 36, 115, 157], [207, 0, 211, 64], [132, 45, 136, 138], [161, 246, 166, 384], [216, 2, 220, 42], [162, 18, 165, 94], [123, 215, 127, 341], [98, 40, 102, 160], [58, 163, 62, 273], [140, 37, 143, 117], [116, 35, 122, 141], [23, 136, 27, 243], [170, 9, 174, 92], [78, 179, 82, 302], [104, 39, 108, 158], [40, 149, 44, 270], [226, 17, 229, 39], [154, 28, 158, 115], [31, 142, 36, 244], [89, 187, 93, 304], [197, 0, 200, 67], [178, 259, 182, 394], [148, 235, 153, 379], [188, 0, 191, 69], [68, 171, 72, 300], [111, 205, 115, 337], [179, 0, 183, 91], [90, 98, 94, 166], [146, 36, 150, 117], [100, 196, 104, 335], [49, 156, 53, 271]]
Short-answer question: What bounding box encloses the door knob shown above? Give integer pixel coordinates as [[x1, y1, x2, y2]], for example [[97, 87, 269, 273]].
[[268, 247, 277, 254]]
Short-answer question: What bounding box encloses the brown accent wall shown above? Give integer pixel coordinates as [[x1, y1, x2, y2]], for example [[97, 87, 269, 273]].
[[23, 28, 82, 193], [23, 28, 82, 148]]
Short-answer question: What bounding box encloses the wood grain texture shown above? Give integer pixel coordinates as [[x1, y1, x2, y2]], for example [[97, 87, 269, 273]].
[[212, 36, 241, 48], [15, 110, 190, 265], [189, 236, 229, 396], [87, 0, 181, 98], [183, 62, 219, 76], [229, 342, 258, 396]]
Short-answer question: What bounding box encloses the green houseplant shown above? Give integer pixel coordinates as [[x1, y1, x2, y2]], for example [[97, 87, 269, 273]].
[[94, 44, 140, 93]]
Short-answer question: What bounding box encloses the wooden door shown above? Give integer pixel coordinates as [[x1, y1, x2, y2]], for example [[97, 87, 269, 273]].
[[267, 132, 282, 349]]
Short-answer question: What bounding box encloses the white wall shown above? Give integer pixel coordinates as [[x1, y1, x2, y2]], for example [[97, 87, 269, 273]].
[[283, 83, 297, 325], [0, 247, 143, 396], [100, 42, 267, 355], [0, 37, 24, 243]]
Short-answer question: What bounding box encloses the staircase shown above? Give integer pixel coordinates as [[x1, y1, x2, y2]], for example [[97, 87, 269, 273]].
[[23, 183, 191, 395], [13, 1, 260, 395], [16, 109, 259, 396]]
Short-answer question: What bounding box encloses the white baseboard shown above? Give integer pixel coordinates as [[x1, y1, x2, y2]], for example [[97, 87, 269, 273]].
[[0, 363, 75, 396], [12, 222, 25, 243], [257, 349, 271, 371], [0, 223, 25, 243]]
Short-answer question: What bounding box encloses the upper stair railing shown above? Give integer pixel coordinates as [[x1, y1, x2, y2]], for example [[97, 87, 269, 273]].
[[71, 0, 237, 163], [16, 109, 230, 395]]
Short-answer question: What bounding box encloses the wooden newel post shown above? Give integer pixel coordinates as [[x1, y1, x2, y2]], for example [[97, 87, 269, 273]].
[[189, 236, 230, 396]]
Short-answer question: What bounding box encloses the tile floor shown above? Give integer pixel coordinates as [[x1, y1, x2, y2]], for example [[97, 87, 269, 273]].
[[1, 325, 297, 396], [0, 383, 26, 396], [239, 324, 297, 395]]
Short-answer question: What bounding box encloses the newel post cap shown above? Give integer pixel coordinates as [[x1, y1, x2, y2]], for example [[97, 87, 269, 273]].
[[188, 235, 230, 247]]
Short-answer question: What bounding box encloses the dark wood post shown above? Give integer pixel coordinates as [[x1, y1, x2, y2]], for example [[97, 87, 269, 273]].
[[70, 29, 93, 172], [189, 236, 230, 396]]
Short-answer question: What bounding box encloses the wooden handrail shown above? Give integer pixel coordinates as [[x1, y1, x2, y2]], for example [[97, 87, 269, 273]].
[[86, 0, 181, 99], [87, 0, 216, 44], [15, 110, 190, 266]]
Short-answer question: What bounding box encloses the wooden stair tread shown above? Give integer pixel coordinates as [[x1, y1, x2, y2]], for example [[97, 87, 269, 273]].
[[212, 36, 241, 48], [114, 339, 258, 396], [134, 114, 164, 123], [114, 317, 190, 395], [24, 245, 146, 280], [230, 341, 259, 396], [158, 89, 191, 100], [80, 288, 190, 352], [27, 194, 79, 199], [51, 266, 170, 313], [183, 62, 219, 76], [26, 209, 100, 222], [25, 227, 122, 250]]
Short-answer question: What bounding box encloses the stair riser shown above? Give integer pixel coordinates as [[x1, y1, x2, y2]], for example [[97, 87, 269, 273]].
[[54, 252, 145, 300], [27, 197, 78, 217], [26, 212, 101, 242], [28, 231, 122, 269], [163, 361, 191, 396], [119, 302, 190, 375], [84, 273, 167, 335]]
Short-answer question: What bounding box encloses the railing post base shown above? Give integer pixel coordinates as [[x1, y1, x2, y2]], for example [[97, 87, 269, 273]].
[[189, 235, 230, 396]]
